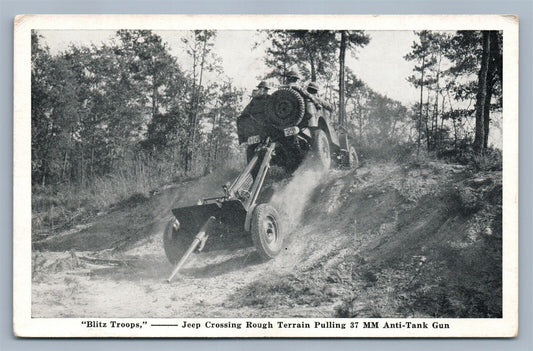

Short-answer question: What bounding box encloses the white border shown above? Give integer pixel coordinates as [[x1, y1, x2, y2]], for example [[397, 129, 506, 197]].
[[13, 14, 519, 338]]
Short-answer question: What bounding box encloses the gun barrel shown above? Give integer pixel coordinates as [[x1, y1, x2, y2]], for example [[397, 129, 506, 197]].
[[166, 216, 215, 283]]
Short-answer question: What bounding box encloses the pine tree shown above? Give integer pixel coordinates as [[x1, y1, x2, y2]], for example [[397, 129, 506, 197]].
[[405, 31, 437, 155], [445, 30, 502, 154], [337, 31, 370, 126]]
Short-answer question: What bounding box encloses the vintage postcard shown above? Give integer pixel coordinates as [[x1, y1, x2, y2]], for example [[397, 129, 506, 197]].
[[14, 14, 518, 337]]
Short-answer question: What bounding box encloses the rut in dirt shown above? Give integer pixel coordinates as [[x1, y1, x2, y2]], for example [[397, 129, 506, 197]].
[[32, 160, 502, 318]]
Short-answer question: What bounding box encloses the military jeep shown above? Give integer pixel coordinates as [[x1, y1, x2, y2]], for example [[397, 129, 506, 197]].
[[237, 84, 358, 172]]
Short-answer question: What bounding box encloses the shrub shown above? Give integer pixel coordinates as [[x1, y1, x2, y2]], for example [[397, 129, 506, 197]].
[[352, 140, 416, 163], [437, 143, 502, 171], [32, 149, 243, 235]]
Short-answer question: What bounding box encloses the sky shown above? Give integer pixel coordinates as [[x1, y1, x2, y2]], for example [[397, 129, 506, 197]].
[[354, 31, 419, 104], [36, 29, 503, 148], [38, 29, 420, 107]]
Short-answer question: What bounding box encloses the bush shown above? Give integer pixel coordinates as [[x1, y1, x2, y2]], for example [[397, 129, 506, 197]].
[[31, 151, 187, 234], [32, 147, 245, 237], [352, 140, 416, 163], [437, 143, 502, 171]]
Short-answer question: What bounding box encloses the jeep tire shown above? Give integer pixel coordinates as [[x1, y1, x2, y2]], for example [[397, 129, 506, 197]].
[[348, 146, 359, 169], [312, 128, 331, 170]]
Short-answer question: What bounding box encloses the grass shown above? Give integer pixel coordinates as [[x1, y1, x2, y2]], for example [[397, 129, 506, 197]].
[[437, 145, 503, 171], [32, 151, 244, 237], [228, 157, 502, 318], [333, 163, 502, 318]]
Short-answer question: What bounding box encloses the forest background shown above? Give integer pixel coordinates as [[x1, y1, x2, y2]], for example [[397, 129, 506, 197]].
[[31, 29, 503, 231]]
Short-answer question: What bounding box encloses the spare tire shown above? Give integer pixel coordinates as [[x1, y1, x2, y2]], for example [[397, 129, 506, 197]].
[[266, 88, 305, 128]]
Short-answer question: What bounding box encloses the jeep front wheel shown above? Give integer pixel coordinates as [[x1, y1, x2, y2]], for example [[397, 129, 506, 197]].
[[348, 146, 359, 169], [312, 129, 331, 170]]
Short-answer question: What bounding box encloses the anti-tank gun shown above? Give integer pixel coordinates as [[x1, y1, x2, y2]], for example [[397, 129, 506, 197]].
[[164, 139, 283, 282], [163, 82, 358, 282]]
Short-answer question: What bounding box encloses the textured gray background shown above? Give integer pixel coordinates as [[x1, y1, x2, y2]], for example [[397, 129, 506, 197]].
[[2, 0, 531, 350]]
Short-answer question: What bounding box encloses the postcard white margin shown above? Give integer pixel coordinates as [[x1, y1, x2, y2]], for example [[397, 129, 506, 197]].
[[13, 14, 519, 338]]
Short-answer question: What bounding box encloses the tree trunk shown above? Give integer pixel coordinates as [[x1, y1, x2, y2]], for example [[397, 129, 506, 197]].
[[40, 128, 55, 186], [483, 91, 492, 149], [338, 31, 347, 126], [417, 57, 425, 156], [439, 91, 446, 148], [425, 91, 431, 151], [184, 51, 198, 173], [483, 31, 500, 149], [433, 54, 442, 150], [206, 101, 220, 174], [41, 159, 47, 186], [80, 151, 85, 186], [490, 31, 503, 86], [303, 35, 317, 82], [445, 90, 459, 151], [152, 81, 157, 119], [90, 145, 95, 178], [61, 149, 68, 181], [152, 57, 158, 120], [310, 56, 316, 82], [187, 36, 208, 174], [355, 95, 363, 139], [474, 31, 491, 154]]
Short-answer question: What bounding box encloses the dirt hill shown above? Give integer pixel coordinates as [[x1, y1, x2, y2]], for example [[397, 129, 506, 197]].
[[31, 160, 502, 318]]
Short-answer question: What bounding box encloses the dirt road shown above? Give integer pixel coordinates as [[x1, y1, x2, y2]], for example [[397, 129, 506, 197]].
[[32, 161, 503, 318]]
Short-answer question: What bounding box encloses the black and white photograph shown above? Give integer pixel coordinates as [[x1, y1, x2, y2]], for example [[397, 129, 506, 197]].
[[13, 15, 518, 337]]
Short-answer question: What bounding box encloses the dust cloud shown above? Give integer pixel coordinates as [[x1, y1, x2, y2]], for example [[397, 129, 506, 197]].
[[269, 157, 329, 231]]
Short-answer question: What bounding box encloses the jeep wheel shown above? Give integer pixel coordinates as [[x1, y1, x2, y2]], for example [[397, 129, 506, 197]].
[[312, 129, 331, 170], [348, 146, 359, 169], [251, 203, 284, 260]]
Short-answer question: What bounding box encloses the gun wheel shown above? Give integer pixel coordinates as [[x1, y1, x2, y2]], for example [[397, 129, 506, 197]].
[[163, 218, 195, 264], [251, 204, 284, 260]]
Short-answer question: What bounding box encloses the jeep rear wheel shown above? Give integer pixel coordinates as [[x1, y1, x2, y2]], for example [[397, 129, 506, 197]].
[[251, 204, 284, 260], [312, 129, 331, 170]]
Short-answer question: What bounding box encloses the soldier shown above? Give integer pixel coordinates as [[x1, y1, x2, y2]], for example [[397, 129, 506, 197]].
[[240, 81, 270, 121], [305, 81, 331, 110], [285, 69, 301, 86], [307, 81, 319, 95], [256, 80, 270, 96]]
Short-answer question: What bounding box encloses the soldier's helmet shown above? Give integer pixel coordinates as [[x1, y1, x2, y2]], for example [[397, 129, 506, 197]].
[[286, 69, 301, 81], [257, 81, 269, 90], [307, 82, 319, 94]]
